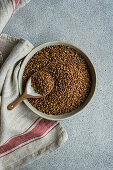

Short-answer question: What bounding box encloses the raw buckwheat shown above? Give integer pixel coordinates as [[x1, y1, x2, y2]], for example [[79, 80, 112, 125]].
[[22, 45, 91, 115], [31, 71, 54, 96]]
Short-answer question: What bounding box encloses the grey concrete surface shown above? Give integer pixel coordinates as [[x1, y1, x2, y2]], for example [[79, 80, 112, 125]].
[[3, 0, 113, 170]]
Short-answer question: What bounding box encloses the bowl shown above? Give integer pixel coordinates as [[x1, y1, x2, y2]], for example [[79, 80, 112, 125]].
[[18, 41, 96, 120]]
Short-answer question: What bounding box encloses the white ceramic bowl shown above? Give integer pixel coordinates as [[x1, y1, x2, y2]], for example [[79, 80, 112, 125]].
[[18, 41, 96, 120]]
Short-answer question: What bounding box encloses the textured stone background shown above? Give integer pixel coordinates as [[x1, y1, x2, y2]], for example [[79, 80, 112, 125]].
[[3, 0, 113, 169]]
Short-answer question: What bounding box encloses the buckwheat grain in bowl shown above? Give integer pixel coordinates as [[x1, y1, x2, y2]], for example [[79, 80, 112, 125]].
[[22, 45, 92, 115]]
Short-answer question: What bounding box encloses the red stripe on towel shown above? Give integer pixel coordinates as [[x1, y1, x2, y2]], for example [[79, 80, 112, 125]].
[[3, 117, 40, 145], [15, 0, 19, 7], [0, 123, 59, 159], [0, 119, 56, 154], [11, 0, 14, 11]]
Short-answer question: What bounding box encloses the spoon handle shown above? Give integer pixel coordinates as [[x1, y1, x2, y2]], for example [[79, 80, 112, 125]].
[[7, 93, 30, 110]]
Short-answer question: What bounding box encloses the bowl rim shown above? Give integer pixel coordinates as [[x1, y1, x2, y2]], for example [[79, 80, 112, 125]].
[[18, 41, 96, 120]]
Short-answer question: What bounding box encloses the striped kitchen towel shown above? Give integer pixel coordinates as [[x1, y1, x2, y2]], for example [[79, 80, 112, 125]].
[[0, 1, 68, 170]]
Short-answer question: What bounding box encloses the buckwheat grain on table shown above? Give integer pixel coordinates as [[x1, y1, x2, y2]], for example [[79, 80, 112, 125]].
[[22, 45, 91, 115]]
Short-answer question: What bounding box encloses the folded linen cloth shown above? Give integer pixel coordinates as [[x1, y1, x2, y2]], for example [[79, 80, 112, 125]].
[[0, 1, 68, 170]]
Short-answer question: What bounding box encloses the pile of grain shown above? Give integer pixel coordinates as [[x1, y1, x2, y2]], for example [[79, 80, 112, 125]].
[[31, 71, 54, 96], [22, 45, 91, 115]]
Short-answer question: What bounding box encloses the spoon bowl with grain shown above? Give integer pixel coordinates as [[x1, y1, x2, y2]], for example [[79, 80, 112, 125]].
[[7, 71, 54, 110]]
